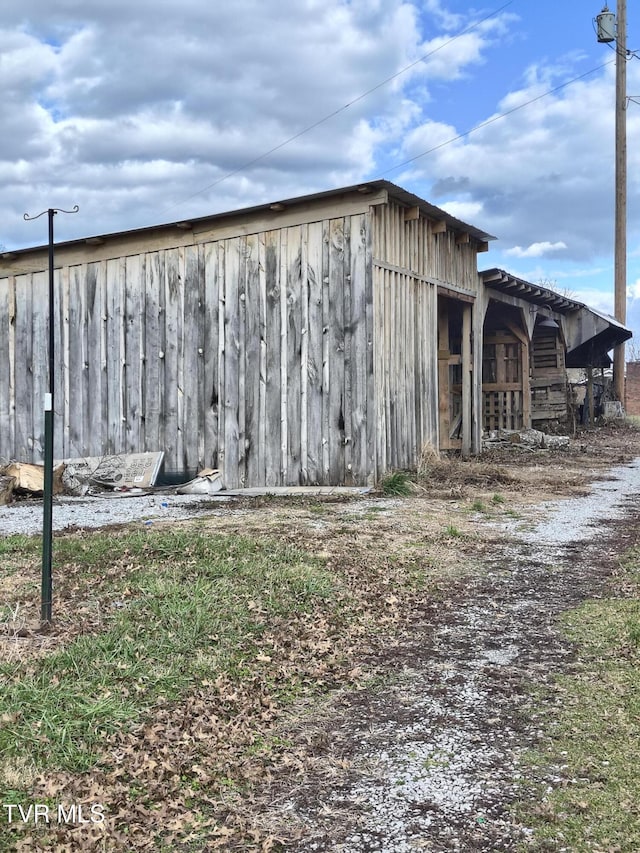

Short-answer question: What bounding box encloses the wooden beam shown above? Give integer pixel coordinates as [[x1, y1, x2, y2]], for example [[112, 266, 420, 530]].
[[404, 205, 420, 222], [455, 232, 470, 244], [462, 303, 472, 458], [477, 241, 489, 253], [505, 320, 529, 347], [438, 303, 451, 449], [431, 220, 447, 234]]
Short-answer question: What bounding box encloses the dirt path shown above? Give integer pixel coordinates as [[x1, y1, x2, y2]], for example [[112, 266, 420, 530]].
[[238, 455, 640, 851]]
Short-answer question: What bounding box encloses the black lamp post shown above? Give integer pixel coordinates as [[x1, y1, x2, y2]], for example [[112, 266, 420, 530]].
[[23, 205, 79, 624]]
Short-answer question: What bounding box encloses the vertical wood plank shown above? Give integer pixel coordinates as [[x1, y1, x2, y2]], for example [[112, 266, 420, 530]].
[[124, 254, 144, 455], [0, 277, 12, 461], [264, 230, 281, 486], [328, 218, 345, 484], [279, 228, 288, 483], [105, 258, 124, 455], [342, 217, 353, 484], [183, 244, 201, 473], [286, 225, 302, 485], [85, 261, 105, 456], [258, 233, 268, 484], [68, 264, 88, 456], [321, 220, 331, 483], [59, 264, 71, 458], [31, 272, 48, 461], [196, 243, 207, 469], [223, 238, 240, 487], [244, 233, 261, 486], [143, 252, 164, 454], [217, 242, 226, 476], [202, 242, 219, 469], [349, 213, 368, 485], [300, 224, 309, 484], [237, 238, 247, 484], [163, 249, 182, 473], [306, 221, 324, 484], [364, 211, 376, 484]]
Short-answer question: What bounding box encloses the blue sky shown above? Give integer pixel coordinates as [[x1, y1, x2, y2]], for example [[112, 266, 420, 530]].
[[1, 0, 639, 344]]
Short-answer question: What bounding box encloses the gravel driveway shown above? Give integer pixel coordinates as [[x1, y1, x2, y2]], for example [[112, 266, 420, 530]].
[[244, 459, 640, 851]]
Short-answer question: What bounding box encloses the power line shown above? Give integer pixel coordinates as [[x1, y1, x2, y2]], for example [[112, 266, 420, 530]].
[[379, 59, 615, 177], [156, 0, 514, 218]]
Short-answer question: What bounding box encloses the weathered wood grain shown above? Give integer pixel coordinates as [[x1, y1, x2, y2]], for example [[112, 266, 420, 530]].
[[0, 190, 488, 483], [14, 274, 34, 461], [105, 258, 124, 455], [203, 243, 219, 468], [223, 239, 240, 488], [143, 252, 164, 455], [0, 277, 13, 461], [305, 221, 324, 484], [286, 226, 302, 485], [124, 254, 144, 455], [349, 214, 368, 485], [244, 233, 261, 486], [264, 230, 281, 486], [31, 271, 49, 459], [163, 249, 182, 470], [182, 244, 201, 472], [328, 218, 345, 485]]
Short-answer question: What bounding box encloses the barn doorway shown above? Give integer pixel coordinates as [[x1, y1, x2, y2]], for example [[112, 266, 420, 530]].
[[437, 294, 473, 454], [482, 301, 530, 432]]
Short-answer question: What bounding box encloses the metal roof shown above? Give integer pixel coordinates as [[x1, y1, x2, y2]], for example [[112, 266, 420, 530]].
[[1, 181, 495, 260], [480, 268, 583, 314]]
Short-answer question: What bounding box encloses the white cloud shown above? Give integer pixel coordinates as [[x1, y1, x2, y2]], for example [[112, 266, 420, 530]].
[[505, 241, 568, 259], [628, 280, 640, 301], [0, 0, 637, 304], [399, 54, 640, 265], [4, 0, 510, 247], [439, 200, 484, 222]]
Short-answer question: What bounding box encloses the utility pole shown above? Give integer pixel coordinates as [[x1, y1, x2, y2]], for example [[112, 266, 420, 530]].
[[23, 205, 79, 624], [597, 2, 627, 404]]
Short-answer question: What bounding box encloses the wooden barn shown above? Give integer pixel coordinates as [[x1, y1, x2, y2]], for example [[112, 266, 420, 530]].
[[480, 269, 632, 431], [0, 182, 494, 487]]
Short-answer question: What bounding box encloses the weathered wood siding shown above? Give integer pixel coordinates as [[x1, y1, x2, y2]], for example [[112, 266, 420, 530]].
[[0, 216, 374, 486], [372, 202, 481, 470], [531, 327, 568, 423]]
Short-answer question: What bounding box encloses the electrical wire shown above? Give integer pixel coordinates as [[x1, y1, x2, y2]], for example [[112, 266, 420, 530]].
[[378, 59, 615, 177], [155, 0, 515, 218]]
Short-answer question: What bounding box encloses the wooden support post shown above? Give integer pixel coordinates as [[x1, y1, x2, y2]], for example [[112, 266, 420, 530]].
[[461, 303, 472, 458], [437, 303, 450, 449]]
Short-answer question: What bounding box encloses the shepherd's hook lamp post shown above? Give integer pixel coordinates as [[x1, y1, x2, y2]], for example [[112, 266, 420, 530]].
[[23, 205, 79, 624]]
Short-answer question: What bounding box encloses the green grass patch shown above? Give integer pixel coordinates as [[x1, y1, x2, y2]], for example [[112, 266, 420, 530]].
[[0, 530, 334, 775], [380, 471, 413, 497], [513, 550, 640, 850], [0, 534, 41, 557]]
